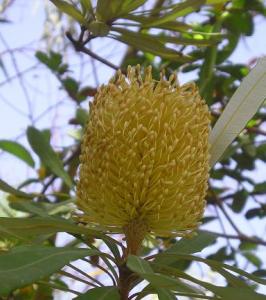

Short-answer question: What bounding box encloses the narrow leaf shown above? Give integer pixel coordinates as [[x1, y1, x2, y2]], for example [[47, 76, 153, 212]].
[[96, 0, 145, 21], [50, 0, 86, 23], [155, 231, 216, 265], [74, 286, 120, 300], [0, 216, 100, 239], [80, 0, 93, 15], [0, 246, 99, 296], [124, 14, 192, 31], [144, 0, 205, 27], [111, 28, 191, 61], [0, 140, 35, 167], [210, 58, 266, 167], [127, 256, 198, 294], [27, 126, 73, 187], [206, 0, 228, 4], [157, 288, 177, 300], [127, 255, 154, 274], [0, 178, 34, 199], [210, 286, 266, 300]]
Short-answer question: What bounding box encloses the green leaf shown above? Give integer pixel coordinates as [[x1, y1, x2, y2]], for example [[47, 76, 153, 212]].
[[0, 140, 35, 167], [140, 273, 198, 294], [0, 216, 100, 240], [210, 57, 266, 167], [50, 0, 86, 24], [36, 51, 63, 72], [253, 181, 266, 194], [210, 286, 266, 300], [111, 28, 191, 62], [206, 0, 228, 3], [127, 255, 154, 274], [243, 252, 262, 268], [0, 178, 34, 199], [231, 189, 248, 212], [253, 270, 266, 278], [96, 0, 145, 21], [27, 126, 73, 188], [9, 199, 50, 217], [127, 256, 199, 294], [76, 108, 88, 126], [155, 231, 216, 265], [74, 286, 120, 300], [125, 14, 191, 31], [156, 288, 177, 300], [0, 245, 100, 296], [80, 0, 93, 15], [161, 34, 220, 47], [143, 0, 205, 27]]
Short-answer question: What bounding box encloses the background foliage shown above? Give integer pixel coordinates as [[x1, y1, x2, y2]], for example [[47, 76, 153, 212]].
[[0, 0, 266, 299]]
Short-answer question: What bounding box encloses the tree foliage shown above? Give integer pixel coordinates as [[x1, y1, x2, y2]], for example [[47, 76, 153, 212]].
[[0, 0, 266, 299]]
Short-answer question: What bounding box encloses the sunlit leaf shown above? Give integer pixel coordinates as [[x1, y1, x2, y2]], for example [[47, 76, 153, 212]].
[[50, 0, 86, 23], [96, 0, 146, 21], [210, 57, 266, 167], [124, 15, 192, 31], [80, 0, 93, 15], [142, 0, 205, 27]]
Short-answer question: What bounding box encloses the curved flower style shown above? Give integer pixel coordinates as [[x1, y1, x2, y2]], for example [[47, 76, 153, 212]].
[[77, 66, 210, 241]]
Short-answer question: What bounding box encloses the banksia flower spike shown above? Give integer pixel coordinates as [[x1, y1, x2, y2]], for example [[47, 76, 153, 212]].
[[77, 66, 210, 253]]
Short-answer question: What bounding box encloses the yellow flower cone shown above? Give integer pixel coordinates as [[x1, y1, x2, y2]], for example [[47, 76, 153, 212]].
[[77, 66, 210, 242]]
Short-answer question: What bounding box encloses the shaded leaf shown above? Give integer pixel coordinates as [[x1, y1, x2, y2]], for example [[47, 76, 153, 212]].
[[74, 286, 120, 300], [127, 256, 200, 294], [210, 286, 266, 300], [0, 140, 34, 167], [127, 255, 154, 274], [156, 288, 177, 300], [155, 231, 216, 265], [111, 28, 191, 61], [0, 246, 100, 296], [0, 178, 34, 199], [231, 189, 248, 212], [243, 252, 262, 268], [27, 126, 73, 188], [0, 216, 100, 239]]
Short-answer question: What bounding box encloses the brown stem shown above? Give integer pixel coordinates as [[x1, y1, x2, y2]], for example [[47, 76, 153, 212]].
[[123, 219, 148, 257], [118, 263, 133, 300], [117, 219, 148, 299]]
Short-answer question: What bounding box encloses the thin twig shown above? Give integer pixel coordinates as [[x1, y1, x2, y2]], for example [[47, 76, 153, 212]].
[[66, 32, 120, 71], [82, 257, 117, 286], [68, 263, 104, 286], [0, 34, 34, 122], [59, 270, 98, 287], [199, 229, 266, 246]]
